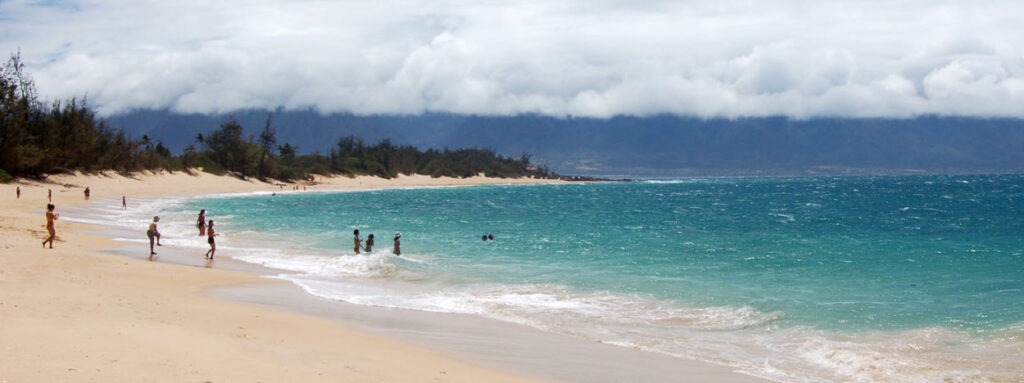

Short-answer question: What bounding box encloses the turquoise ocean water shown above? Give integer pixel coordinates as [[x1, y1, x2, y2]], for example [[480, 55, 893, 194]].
[[131, 175, 1023, 382]]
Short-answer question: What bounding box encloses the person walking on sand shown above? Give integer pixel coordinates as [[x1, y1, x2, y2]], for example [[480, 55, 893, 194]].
[[147, 216, 162, 255], [16, 186, 20, 199], [48, 188, 52, 202], [364, 234, 375, 252], [196, 209, 206, 236], [122, 196, 126, 210], [84, 186, 90, 200], [42, 204, 59, 248], [205, 220, 218, 259], [353, 229, 362, 254], [393, 232, 401, 256]]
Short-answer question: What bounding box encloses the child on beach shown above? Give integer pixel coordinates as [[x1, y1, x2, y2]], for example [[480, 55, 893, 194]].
[[147, 216, 162, 255], [393, 232, 401, 256], [42, 204, 59, 248], [197, 210, 206, 236], [205, 220, 218, 259], [353, 229, 362, 254], [364, 234, 374, 252]]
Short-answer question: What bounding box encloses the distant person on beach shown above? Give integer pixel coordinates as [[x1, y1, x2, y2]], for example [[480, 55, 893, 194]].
[[353, 229, 362, 254], [42, 204, 59, 248], [122, 196, 126, 210], [364, 234, 374, 252], [48, 188, 52, 202], [84, 186, 90, 200], [147, 216, 162, 255], [197, 210, 206, 236], [16, 186, 20, 199], [205, 220, 218, 259], [393, 232, 401, 256]]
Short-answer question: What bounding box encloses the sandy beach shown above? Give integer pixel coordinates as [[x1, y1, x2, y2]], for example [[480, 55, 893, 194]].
[[1, 171, 767, 382]]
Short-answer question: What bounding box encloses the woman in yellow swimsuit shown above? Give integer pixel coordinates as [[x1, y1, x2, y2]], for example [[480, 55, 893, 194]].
[[42, 204, 59, 248]]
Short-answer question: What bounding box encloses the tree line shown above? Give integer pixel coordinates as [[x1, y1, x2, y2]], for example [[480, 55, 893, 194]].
[[0, 52, 553, 182]]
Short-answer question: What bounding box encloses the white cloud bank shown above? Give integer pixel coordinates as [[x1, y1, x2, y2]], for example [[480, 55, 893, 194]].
[[2, 0, 1023, 118]]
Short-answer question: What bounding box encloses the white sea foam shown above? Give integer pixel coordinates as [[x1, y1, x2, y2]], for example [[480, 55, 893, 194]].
[[261, 253, 1024, 383], [236, 251, 400, 278]]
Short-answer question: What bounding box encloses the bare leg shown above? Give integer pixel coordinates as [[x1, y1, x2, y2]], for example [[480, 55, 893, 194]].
[[43, 228, 56, 248]]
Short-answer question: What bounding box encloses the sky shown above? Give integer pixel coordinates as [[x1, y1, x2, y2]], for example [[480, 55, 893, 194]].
[[2, 0, 1023, 118]]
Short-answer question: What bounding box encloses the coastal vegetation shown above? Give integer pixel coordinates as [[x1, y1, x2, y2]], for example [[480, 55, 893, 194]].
[[0, 53, 552, 182]]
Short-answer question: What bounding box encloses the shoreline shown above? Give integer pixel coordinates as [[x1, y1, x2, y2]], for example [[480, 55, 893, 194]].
[[1, 171, 767, 382]]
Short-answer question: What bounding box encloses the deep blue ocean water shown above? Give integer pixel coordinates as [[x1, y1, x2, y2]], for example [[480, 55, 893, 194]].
[[136, 175, 1023, 382]]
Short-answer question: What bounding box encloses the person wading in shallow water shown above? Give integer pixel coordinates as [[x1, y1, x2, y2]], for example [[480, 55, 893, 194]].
[[196, 209, 207, 236], [353, 229, 362, 254], [205, 220, 218, 260], [364, 234, 375, 252], [42, 204, 59, 248], [147, 216, 162, 255], [393, 232, 401, 256]]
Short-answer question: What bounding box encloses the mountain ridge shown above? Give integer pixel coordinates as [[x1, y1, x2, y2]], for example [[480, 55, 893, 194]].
[[104, 110, 1024, 176]]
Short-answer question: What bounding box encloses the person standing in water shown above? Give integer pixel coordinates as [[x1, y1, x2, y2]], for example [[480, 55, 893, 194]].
[[42, 204, 59, 248], [393, 232, 401, 256], [353, 229, 362, 254], [196, 210, 206, 236], [147, 216, 162, 255], [122, 196, 126, 210], [364, 234, 375, 252], [205, 220, 218, 259]]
